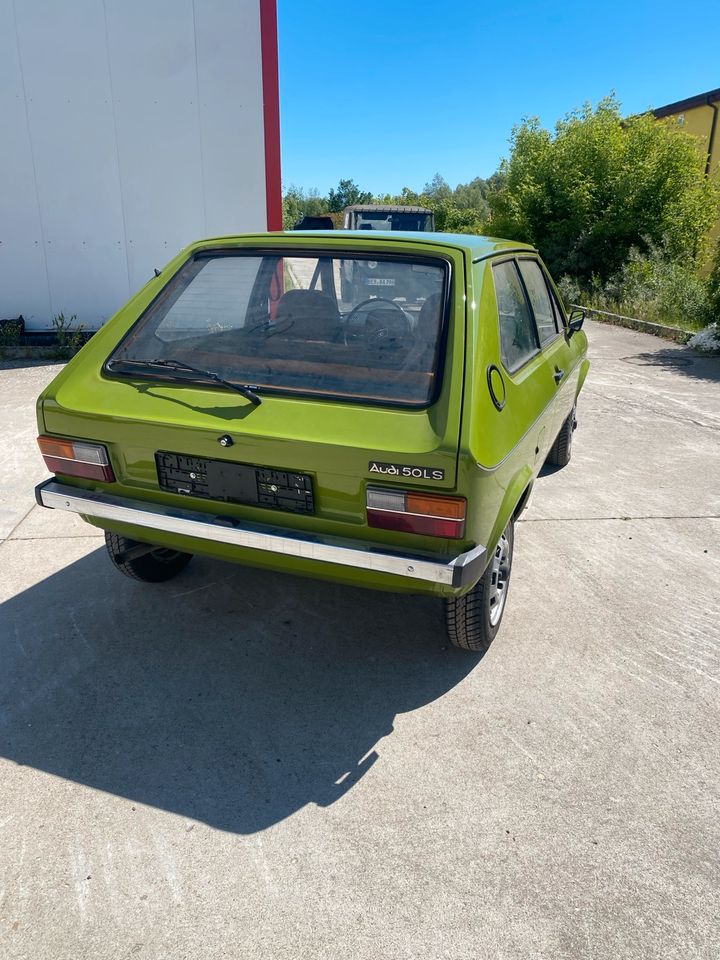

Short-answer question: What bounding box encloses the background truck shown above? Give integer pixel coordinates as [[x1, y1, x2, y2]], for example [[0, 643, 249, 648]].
[[342, 205, 435, 232], [340, 205, 436, 302]]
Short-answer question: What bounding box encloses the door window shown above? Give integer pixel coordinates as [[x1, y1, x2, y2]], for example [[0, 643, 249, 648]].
[[492, 260, 539, 372], [518, 259, 559, 344]]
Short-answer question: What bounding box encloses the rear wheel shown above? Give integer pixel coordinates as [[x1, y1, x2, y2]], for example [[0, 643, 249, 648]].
[[445, 521, 514, 653], [104, 531, 193, 583], [546, 404, 576, 468]]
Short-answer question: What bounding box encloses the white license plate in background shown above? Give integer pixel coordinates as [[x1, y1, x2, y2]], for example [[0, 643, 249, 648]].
[[364, 278, 396, 286]]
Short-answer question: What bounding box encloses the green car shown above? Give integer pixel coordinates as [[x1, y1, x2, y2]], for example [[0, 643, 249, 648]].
[[35, 232, 589, 653]]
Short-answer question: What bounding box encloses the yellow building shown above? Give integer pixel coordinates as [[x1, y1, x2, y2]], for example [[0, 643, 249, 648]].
[[654, 87, 720, 242]]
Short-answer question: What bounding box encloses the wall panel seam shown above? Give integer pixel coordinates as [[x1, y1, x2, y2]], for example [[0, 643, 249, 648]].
[[191, 0, 208, 235], [101, 0, 132, 300], [11, 0, 53, 320]]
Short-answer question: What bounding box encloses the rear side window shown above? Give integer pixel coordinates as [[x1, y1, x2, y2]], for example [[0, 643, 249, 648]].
[[517, 259, 559, 344], [492, 261, 539, 372]]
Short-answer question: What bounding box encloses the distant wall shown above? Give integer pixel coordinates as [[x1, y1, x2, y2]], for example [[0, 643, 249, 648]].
[[0, 0, 281, 330]]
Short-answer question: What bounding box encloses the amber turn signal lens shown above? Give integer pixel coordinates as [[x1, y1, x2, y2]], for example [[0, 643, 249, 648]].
[[37, 435, 115, 482], [405, 492, 466, 520]]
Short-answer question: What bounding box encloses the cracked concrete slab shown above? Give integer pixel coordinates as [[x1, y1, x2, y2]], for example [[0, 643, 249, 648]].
[[0, 323, 719, 960], [525, 324, 720, 522]]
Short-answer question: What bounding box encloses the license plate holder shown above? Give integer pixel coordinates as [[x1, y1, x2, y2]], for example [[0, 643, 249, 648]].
[[156, 452, 314, 515]]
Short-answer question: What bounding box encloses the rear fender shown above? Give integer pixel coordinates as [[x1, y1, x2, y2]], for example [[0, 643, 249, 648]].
[[576, 357, 590, 398], [512, 481, 534, 519], [486, 463, 534, 557]]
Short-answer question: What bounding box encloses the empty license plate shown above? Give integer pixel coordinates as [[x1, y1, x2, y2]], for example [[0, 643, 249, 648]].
[[156, 452, 314, 515]]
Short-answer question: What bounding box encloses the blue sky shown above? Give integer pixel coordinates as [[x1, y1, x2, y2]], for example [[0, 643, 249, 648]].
[[277, 0, 718, 196]]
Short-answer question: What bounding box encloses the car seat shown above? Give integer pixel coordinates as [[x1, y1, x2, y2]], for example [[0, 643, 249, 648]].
[[415, 293, 442, 348], [274, 290, 339, 341]]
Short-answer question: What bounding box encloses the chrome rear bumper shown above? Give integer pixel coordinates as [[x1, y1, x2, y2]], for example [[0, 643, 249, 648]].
[[36, 479, 486, 588]]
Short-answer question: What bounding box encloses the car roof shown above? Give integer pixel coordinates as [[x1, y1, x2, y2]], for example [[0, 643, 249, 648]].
[[197, 231, 536, 261]]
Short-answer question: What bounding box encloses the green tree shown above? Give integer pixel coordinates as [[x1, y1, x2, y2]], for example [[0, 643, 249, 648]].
[[487, 95, 720, 282], [326, 178, 373, 212], [423, 173, 452, 200], [432, 199, 485, 235], [282, 185, 330, 230], [375, 186, 428, 207], [453, 177, 491, 218]]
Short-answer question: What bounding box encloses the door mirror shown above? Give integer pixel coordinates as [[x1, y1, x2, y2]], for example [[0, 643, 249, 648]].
[[567, 308, 585, 336]]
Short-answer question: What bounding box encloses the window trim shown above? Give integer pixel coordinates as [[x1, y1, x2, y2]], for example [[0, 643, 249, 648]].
[[490, 257, 542, 377], [543, 267, 569, 331], [103, 246, 454, 411], [515, 255, 565, 347]]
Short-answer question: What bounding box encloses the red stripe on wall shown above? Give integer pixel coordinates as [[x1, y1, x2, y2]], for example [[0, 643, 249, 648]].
[[259, 0, 282, 230]]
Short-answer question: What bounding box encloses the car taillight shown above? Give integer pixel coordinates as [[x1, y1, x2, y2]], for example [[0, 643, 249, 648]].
[[366, 487, 466, 539], [37, 435, 115, 482]]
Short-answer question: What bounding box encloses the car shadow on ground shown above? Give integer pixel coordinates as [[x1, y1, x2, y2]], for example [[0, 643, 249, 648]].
[[619, 349, 720, 384], [537, 462, 564, 478], [0, 549, 478, 834]]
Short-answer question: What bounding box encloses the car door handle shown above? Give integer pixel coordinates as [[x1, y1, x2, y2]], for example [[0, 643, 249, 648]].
[[553, 367, 565, 384]]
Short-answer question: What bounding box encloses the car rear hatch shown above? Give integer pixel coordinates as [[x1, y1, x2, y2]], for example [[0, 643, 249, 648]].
[[40, 378, 461, 541], [37, 240, 468, 549]]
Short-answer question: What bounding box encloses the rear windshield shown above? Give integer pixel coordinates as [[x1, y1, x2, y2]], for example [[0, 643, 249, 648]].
[[107, 251, 448, 406]]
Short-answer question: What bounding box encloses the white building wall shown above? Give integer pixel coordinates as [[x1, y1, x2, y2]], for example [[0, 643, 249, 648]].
[[0, 0, 270, 330]]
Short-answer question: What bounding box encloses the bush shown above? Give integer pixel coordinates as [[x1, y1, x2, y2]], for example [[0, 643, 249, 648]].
[[706, 241, 720, 321], [282, 185, 331, 230], [487, 95, 720, 284], [52, 312, 85, 356], [688, 323, 720, 353], [572, 243, 718, 330], [582, 241, 717, 330], [0, 318, 23, 348], [556, 275, 582, 310], [431, 199, 485, 235], [556, 248, 720, 331]]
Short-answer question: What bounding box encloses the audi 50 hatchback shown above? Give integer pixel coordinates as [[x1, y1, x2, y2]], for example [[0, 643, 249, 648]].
[[36, 232, 589, 653]]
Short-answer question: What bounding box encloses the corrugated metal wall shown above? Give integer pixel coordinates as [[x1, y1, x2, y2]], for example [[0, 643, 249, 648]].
[[0, 0, 269, 330]]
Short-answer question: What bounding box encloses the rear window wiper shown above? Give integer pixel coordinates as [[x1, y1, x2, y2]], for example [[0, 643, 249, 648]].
[[107, 357, 262, 406]]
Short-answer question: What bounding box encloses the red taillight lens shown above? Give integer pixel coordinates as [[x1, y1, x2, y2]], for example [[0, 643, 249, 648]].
[[366, 487, 466, 539], [37, 436, 115, 482]]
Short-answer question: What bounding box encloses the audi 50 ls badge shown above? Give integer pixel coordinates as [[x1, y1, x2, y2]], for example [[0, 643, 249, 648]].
[[368, 461, 445, 481]]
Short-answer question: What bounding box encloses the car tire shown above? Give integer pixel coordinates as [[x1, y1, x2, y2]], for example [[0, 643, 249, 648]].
[[104, 531, 193, 583], [546, 405, 576, 468], [445, 521, 514, 653]]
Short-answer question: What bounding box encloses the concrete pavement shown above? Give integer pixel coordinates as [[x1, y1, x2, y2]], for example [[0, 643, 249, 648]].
[[0, 321, 719, 959]]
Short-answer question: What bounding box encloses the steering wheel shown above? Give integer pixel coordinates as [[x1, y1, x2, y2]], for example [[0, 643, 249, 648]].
[[343, 297, 409, 343]]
